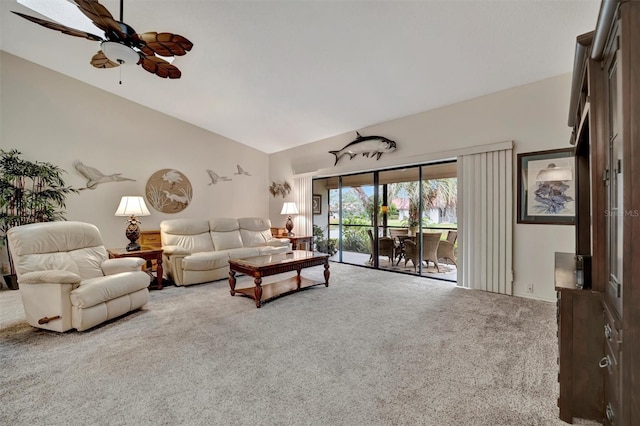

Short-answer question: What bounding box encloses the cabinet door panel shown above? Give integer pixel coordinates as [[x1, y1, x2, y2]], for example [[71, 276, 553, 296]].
[[605, 35, 623, 315]]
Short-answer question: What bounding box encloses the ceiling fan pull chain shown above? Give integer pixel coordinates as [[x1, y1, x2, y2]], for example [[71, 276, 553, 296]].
[[119, 66, 122, 85]]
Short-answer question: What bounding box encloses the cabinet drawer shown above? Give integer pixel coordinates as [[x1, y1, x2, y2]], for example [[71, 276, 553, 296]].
[[139, 230, 161, 249], [602, 339, 620, 425], [603, 301, 622, 354], [601, 301, 622, 425]]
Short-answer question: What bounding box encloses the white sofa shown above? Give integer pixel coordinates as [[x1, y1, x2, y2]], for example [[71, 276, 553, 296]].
[[7, 221, 150, 332], [160, 217, 291, 286]]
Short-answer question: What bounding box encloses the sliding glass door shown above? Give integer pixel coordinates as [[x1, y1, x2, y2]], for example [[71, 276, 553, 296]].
[[312, 161, 457, 282]]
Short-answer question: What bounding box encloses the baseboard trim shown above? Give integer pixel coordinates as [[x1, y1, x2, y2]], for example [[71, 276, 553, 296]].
[[513, 291, 556, 303]]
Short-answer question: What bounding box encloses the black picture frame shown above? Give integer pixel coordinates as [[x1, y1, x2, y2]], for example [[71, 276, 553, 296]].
[[312, 194, 321, 215], [517, 148, 575, 225]]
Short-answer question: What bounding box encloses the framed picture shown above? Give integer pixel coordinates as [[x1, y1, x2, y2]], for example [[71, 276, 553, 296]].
[[517, 148, 575, 225], [312, 194, 322, 215]]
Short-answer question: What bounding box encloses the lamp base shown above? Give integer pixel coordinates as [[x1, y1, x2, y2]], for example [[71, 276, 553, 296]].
[[126, 242, 141, 252], [125, 217, 141, 252], [285, 215, 294, 236]]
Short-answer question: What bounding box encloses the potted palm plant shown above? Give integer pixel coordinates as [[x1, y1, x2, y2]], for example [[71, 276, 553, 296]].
[[405, 199, 421, 235], [0, 149, 77, 289]]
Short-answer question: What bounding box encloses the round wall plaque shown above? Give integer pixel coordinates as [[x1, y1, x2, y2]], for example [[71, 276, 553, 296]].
[[145, 169, 192, 213]]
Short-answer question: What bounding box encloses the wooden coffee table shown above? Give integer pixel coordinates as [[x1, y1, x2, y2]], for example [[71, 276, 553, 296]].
[[228, 251, 330, 308]]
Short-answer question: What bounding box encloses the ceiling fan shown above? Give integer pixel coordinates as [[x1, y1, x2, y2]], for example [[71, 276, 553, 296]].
[[12, 0, 193, 79]]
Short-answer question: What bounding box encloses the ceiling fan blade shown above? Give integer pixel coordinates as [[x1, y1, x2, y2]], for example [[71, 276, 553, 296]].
[[73, 0, 124, 39], [138, 32, 193, 57], [11, 11, 103, 41], [90, 50, 120, 68], [139, 55, 182, 79]]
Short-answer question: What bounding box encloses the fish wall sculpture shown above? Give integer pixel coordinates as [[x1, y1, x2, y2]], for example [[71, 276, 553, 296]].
[[329, 132, 397, 166]]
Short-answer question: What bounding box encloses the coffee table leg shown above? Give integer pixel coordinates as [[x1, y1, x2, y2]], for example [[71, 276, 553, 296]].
[[229, 270, 237, 296], [296, 268, 302, 289], [324, 261, 330, 287], [254, 277, 263, 308]]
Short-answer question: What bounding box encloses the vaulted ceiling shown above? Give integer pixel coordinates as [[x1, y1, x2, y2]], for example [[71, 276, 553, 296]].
[[0, 0, 601, 154]]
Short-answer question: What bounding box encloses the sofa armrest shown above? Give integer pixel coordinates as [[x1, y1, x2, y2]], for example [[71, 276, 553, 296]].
[[71, 272, 149, 308], [267, 238, 290, 248], [19, 270, 82, 285], [101, 258, 145, 275], [162, 245, 191, 256]]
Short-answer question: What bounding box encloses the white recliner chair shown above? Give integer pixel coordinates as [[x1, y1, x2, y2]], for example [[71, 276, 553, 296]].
[[7, 221, 150, 332]]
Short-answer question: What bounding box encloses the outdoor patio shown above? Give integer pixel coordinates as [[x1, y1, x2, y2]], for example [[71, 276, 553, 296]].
[[330, 250, 458, 282]]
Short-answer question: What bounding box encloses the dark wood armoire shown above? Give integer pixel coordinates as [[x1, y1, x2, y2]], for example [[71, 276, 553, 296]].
[[558, 0, 639, 424]]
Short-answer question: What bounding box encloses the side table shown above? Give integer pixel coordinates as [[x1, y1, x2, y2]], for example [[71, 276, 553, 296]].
[[107, 248, 164, 290], [288, 235, 313, 251]]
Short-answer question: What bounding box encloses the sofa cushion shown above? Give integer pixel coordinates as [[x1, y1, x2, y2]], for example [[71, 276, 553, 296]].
[[240, 229, 268, 247], [161, 219, 210, 235], [8, 221, 104, 256], [161, 219, 214, 253], [8, 222, 109, 280], [227, 247, 260, 259], [210, 218, 243, 250], [13, 246, 109, 280], [182, 252, 230, 271], [238, 217, 272, 232], [210, 218, 240, 232], [238, 217, 276, 247], [211, 231, 243, 250]]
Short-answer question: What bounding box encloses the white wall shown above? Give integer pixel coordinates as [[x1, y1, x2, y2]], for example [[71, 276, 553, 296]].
[[1, 51, 575, 301], [269, 74, 577, 302], [1, 52, 269, 251]]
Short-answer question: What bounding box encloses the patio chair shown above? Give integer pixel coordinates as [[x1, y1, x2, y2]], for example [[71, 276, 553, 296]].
[[367, 229, 395, 264], [389, 228, 409, 240], [437, 230, 457, 266], [403, 232, 442, 272]]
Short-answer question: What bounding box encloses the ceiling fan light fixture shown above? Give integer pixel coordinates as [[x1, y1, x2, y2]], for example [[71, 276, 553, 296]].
[[101, 41, 139, 65], [13, 0, 192, 79]]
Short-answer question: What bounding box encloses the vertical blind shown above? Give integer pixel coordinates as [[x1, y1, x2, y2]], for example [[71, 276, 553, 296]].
[[458, 147, 513, 294], [294, 175, 313, 237]]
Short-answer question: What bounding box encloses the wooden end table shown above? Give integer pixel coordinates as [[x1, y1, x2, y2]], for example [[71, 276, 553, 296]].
[[288, 235, 313, 250], [107, 248, 164, 290], [228, 251, 329, 308]]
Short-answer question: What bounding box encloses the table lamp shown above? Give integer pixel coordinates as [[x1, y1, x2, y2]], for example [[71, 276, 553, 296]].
[[115, 196, 151, 251], [280, 202, 299, 236]]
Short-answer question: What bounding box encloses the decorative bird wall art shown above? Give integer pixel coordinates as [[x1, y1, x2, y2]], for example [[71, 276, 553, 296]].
[[74, 161, 135, 190], [269, 181, 291, 198], [234, 164, 251, 176], [206, 169, 232, 185], [145, 169, 192, 213]]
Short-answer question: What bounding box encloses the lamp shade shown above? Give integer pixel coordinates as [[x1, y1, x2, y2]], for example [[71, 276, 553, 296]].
[[280, 202, 299, 215], [115, 196, 151, 217]]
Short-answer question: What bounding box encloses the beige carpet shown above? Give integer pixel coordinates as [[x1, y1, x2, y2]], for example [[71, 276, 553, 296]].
[[0, 263, 599, 425]]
